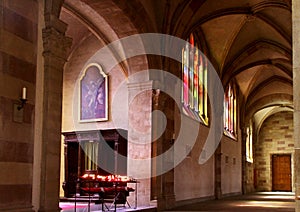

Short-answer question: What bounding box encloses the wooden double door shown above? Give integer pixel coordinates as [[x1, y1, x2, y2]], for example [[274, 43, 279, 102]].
[[272, 154, 292, 191]]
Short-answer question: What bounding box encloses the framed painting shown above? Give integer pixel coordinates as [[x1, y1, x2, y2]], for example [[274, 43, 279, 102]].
[[79, 63, 108, 122]]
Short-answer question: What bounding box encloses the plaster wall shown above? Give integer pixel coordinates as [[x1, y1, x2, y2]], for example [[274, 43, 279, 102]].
[[174, 113, 242, 201], [62, 34, 128, 132], [221, 135, 242, 195], [174, 117, 215, 202]]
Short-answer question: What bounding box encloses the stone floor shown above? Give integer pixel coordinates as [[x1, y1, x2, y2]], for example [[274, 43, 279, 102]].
[[60, 192, 295, 211], [60, 201, 156, 212], [166, 192, 295, 212]]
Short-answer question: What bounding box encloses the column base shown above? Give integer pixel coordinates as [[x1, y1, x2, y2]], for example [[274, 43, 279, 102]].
[[215, 187, 222, 199], [0, 206, 34, 212], [157, 194, 176, 211]]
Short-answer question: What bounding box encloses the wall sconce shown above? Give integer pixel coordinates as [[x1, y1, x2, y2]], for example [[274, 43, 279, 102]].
[[170, 133, 176, 144], [17, 87, 27, 110]]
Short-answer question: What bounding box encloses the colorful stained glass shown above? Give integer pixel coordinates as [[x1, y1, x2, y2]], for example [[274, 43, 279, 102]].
[[189, 37, 194, 108], [181, 33, 208, 124], [183, 47, 189, 105], [203, 57, 208, 118], [224, 84, 236, 136], [199, 55, 203, 114]]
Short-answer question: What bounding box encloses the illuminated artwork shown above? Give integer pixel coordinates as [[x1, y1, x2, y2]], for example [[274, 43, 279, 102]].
[[80, 63, 108, 122]]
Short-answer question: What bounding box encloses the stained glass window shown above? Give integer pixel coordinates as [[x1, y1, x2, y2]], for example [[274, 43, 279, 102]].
[[224, 83, 236, 138], [182, 33, 208, 124]]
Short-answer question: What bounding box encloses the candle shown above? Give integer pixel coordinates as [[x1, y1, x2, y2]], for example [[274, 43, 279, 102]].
[[22, 87, 27, 99]]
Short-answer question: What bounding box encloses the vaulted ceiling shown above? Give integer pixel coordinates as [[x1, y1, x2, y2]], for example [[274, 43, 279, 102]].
[[60, 0, 292, 128]]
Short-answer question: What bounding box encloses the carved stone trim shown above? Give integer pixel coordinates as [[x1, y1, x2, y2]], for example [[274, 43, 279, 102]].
[[42, 27, 72, 63]]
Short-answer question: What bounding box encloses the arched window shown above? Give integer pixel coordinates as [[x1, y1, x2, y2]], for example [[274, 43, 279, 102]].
[[182, 33, 208, 125], [224, 83, 237, 137], [246, 120, 253, 163]]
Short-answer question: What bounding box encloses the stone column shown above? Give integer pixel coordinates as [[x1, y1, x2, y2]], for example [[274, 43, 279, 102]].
[[293, 0, 300, 210], [241, 127, 247, 194], [127, 81, 153, 207], [152, 90, 176, 210], [214, 145, 222, 199], [32, 0, 71, 211]]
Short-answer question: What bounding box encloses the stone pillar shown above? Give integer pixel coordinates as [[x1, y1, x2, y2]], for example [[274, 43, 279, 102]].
[[152, 90, 176, 211], [127, 81, 153, 207], [293, 0, 300, 210], [241, 127, 247, 194], [214, 145, 222, 199], [32, 0, 71, 211]]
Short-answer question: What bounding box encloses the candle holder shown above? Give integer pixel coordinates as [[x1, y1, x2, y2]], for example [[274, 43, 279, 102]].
[[17, 98, 27, 110], [17, 87, 27, 110]]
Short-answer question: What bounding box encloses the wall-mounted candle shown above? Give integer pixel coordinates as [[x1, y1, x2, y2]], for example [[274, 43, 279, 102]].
[[22, 87, 27, 99]]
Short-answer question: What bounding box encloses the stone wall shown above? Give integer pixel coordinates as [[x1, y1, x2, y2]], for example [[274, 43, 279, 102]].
[[255, 111, 294, 191], [0, 0, 37, 211], [244, 162, 255, 192]]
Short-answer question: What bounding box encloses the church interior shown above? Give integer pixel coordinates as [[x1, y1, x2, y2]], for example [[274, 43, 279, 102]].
[[1, 0, 300, 211]]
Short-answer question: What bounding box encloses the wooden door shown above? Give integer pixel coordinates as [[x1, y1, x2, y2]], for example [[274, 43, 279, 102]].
[[64, 142, 79, 197], [272, 154, 291, 191]]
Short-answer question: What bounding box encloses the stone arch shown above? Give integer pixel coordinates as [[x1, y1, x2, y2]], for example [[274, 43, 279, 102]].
[[242, 93, 293, 124], [62, 0, 158, 79], [254, 110, 294, 191]]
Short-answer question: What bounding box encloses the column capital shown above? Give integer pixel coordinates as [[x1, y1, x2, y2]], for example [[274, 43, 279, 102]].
[[127, 80, 153, 91], [42, 27, 72, 64]]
